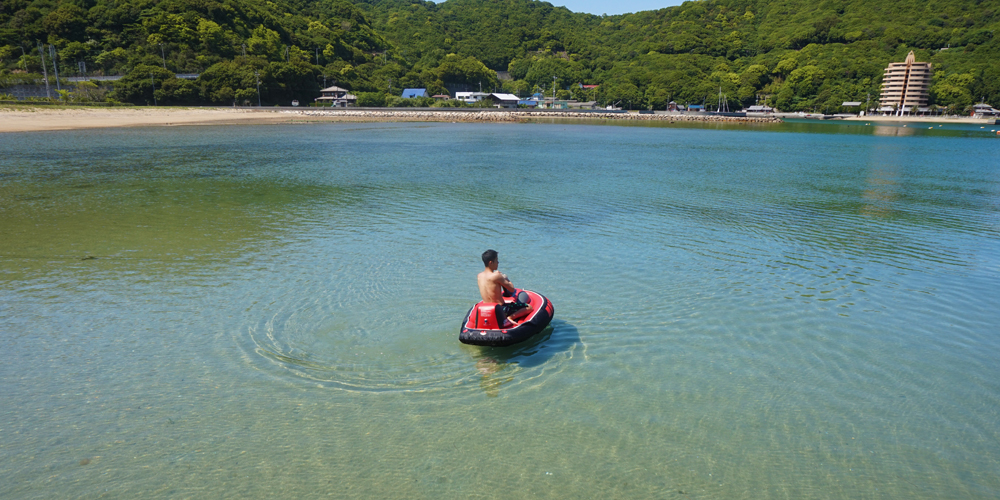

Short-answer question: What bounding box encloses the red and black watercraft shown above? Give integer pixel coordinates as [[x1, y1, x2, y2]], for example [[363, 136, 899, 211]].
[[460, 289, 554, 347]]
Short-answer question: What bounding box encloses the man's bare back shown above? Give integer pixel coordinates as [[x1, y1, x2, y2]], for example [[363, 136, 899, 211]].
[[478, 268, 512, 304], [478, 249, 532, 323]]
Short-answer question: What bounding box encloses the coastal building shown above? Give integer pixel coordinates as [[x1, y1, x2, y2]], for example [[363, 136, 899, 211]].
[[456, 91, 489, 104], [879, 51, 932, 115], [401, 88, 428, 99], [567, 101, 598, 109], [431, 93, 451, 100], [746, 104, 774, 113], [972, 102, 1000, 118], [537, 98, 569, 109], [486, 93, 520, 108], [841, 101, 862, 113], [315, 86, 356, 107]]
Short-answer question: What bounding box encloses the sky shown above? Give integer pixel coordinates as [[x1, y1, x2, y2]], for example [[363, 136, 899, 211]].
[[551, 0, 687, 16]]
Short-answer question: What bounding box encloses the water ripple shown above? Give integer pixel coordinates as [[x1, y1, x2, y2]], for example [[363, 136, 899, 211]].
[[238, 278, 586, 395]]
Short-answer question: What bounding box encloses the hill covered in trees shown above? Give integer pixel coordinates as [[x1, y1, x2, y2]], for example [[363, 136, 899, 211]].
[[1, 0, 997, 111]]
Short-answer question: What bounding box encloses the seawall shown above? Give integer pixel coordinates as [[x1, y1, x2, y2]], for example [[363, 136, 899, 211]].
[[279, 108, 783, 124]]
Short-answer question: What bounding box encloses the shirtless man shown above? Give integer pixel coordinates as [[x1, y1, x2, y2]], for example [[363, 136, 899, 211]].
[[478, 249, 532, 326]]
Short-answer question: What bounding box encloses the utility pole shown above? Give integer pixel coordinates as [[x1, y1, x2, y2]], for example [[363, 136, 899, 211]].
[[255, 71, 261, 106], [315, 47, 319, 66], [37, 42, 51, 99], [150, 72, 157, 106], [552, 75, 556, 100], [159, 43, 166, 69], [50, 45, 61, 95]]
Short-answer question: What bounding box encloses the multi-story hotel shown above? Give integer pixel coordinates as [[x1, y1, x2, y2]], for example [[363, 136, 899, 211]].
[[879, 51, 932, 114]]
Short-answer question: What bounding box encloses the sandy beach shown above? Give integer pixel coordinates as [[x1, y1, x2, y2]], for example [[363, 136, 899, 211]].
[[1, 106, 782, 132], [0, 106, 299, 133]]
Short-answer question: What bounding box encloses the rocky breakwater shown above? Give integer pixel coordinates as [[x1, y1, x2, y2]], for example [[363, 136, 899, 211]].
[[282, 109, 783, 124]]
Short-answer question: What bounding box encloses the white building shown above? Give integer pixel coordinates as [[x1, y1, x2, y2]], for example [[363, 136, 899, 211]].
[[456, 92, 489, 104], [315, 86, 356, 107]]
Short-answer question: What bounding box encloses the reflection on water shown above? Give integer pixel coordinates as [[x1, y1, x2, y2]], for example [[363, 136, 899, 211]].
[[861, 164, 902, 219], [873, 125, 916, 136], [536, 116, 999, 139], [463, 322, 576, 397], [1, 123, 999, 499], [475, 358, 513, 397]]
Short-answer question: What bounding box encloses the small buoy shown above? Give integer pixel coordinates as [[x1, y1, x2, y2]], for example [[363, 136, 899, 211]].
[[928, 127, 933, 129], [903, 125, 907, 127]]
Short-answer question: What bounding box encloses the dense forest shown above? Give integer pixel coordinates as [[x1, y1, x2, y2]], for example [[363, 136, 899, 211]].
[[0, 0, 998, 110]]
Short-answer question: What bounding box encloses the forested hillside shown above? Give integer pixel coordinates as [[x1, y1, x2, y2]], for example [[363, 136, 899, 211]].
[[1, 0, 997, 110]]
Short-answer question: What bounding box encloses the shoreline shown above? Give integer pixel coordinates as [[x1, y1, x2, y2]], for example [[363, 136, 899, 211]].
[[841, 115, 995, 124], [3, 105, 993, 133], [0, 106, 780, 133]]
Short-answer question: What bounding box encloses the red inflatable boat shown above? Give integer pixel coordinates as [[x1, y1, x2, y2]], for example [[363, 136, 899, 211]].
[[460, 289, 554, 347]]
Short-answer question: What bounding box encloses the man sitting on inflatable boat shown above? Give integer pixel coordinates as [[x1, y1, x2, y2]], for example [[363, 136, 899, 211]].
[[477, 249, 533, 326]]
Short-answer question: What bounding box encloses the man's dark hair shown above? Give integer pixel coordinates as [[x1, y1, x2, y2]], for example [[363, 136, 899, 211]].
[[482, 249, 498, 266]]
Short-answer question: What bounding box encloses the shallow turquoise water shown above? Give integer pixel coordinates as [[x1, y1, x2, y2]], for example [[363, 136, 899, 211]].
[[1, 121, 999, 498]]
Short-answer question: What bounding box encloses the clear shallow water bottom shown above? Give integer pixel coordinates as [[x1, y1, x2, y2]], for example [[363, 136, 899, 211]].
[[1, 121, 999, 498]]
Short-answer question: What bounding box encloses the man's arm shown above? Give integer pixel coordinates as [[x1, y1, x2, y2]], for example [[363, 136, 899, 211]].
[[492, 271, 515, 292]]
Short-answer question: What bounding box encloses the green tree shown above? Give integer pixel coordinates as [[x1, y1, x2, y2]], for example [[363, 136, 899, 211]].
[[246, 25, 282, 60], [931, 72, 975, 110], [109, 65, 175, 104]]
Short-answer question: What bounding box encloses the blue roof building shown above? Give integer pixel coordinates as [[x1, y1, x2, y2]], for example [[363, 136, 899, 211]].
[[401, 88, 428, 98]]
